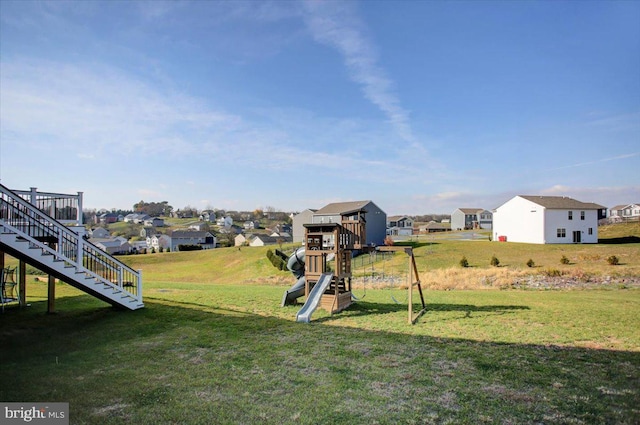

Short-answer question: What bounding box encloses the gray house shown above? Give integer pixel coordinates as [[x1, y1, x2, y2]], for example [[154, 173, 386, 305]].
[[167, 230, 216, 251], [292, 209, 317, 243], [451, 208, 493, 230], [293, 200, 387, 246]]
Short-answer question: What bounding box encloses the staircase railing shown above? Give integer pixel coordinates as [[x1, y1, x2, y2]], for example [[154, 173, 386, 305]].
[[0, 183, 142, 301]]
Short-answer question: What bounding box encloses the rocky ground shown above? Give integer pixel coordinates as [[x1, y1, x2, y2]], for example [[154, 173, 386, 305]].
[[510, 275, 640, 290]]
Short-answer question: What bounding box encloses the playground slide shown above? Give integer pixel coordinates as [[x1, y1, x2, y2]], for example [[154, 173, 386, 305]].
[[281, 248, 306, 307], [296, 273, 334, 323], [281, 276, 306, 307]]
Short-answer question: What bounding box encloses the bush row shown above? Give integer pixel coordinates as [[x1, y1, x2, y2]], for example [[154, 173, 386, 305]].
[[266, 249, 288, 271], [459, 255, 621, 268]]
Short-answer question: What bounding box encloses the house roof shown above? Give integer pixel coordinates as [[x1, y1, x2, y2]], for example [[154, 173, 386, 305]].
[[519, 195, 605, 210], [611, 203, 640, 210], [90, 238, 128, 248], [457, 208, 483, 214], [388, 215, 410, 221], [169, 230, 213, 238], [251, 235, 280, 243], [314, 200, 372, 215], [424, 221, 448, 229]]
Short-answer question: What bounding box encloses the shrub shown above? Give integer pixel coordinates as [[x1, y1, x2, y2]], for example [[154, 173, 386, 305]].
[[560, 255, 570, 265], [543, 268, 563, 277], [490, 255, 500, 267], [459, 256, 469, 268], [177, 244, 203, 251], [607, 255, 619, 266], [266, 249, 287, 271], [526, 259, 535, 268]]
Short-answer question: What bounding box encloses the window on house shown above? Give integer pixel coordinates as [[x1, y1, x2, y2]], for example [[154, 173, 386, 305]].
[[581, 211, 585, 220], [557, 228, 566, 238], [568, 211, 573, 220], [588, 228, 593, 235]]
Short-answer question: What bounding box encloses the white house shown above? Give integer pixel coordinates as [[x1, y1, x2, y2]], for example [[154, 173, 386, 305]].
[[387, 215, 414, 236], [235, 233, 250, 247], [148, 234, 171, 251], [243, 221, 260, 230], [451, 208, 492, 230], [124, 213, 151, 223], [492, 195, 606, 244], [248, 234, 280, 247], [216, 216, 233, 228], [609, 203, 640, 222]]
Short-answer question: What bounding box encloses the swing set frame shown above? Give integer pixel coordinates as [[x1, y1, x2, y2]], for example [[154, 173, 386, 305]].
[[376, 246, 427, 324]]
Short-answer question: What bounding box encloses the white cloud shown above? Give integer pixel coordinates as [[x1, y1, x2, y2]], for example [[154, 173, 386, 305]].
[[301, 1, 415, 144], [543, 152, 640, 172]]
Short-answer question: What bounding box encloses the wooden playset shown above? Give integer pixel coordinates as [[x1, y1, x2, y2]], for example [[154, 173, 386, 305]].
[[302, 208, 365, 314], [294, 207, 426, 324]]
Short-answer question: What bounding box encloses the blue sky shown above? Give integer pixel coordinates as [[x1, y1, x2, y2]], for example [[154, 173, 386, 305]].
[[1, 0, 638, 215]]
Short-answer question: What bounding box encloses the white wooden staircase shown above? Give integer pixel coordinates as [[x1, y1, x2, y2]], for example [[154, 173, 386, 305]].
[[0, 184, 143, 310]]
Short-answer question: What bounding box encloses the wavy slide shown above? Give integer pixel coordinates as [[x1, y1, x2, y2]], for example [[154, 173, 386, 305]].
[[281, 248, 306, 307]]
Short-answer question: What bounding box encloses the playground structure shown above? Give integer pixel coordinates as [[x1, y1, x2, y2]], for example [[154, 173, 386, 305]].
[[282, 207, 426, 324], [282, 207, 366, 322]]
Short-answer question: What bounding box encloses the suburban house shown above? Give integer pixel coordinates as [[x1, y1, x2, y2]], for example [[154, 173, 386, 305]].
[[243, 221, 260, 230], [199, 210, 216, 222], [609, 204, 640, 222], [217, 216, 233, 228], [97, 212, 120, 224], [144, 217, 165, 227], [292, 201, 387, 246], [140, 226, 159, 238], [124, 213, 151, 224], [492, 195, 607, 244], [189, 222, 210, 231], [451, 208, 493, 230], [171, 209, 194, 219], [387, 215, 414, 236], [130, 240, 148, 252], [167, 230, 216, 251], [90, 236, 131, 255], [147, 234, 171, 251], [292, 209, 316, 243], [234, 233, 250, 247], [89, 227, 111, 239], [248, 234, 282, 247], [418, 221, 450, 233]]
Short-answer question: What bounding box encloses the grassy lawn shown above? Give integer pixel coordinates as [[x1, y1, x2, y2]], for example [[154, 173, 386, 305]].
[[1, 222, 639, 423], [1, 280, 639, 424]]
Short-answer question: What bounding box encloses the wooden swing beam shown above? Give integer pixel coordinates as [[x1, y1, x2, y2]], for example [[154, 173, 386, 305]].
[[377, 246, 426, 324]]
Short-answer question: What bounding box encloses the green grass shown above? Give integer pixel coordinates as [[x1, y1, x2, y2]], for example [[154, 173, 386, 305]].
[[1, 222, 639, 423], [1, 280, 639, 424]]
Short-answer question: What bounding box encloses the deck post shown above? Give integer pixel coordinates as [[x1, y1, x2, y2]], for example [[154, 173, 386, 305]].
[[47, 275, 55, 313], [19, 260, 26, 307], [408, 254, 413, 324], [77, 233, 84, 268]]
